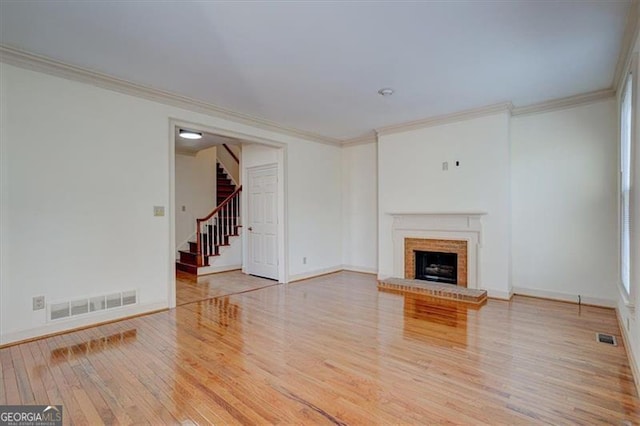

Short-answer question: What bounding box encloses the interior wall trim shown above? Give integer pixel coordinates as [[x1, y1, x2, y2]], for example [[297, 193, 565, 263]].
[[511, 89, 616, 117], [613, 0, 640, 93], [342, 132, 378, 147], [0, 44, 342, 147], [616, 308, 640, 394], [0, 43, 622, 145], [375, 102, 514, 137]]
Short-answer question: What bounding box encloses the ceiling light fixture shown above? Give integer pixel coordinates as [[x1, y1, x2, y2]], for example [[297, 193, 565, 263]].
[[378, 88, 394, 97], [179, 129, 202, 140]]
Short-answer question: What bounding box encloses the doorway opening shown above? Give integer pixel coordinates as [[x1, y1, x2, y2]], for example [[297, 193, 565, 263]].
[[168, 120, 287, 308]]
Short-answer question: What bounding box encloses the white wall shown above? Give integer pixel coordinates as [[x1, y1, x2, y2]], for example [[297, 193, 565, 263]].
[[511, 99, 618, 305], [0, 63, 343, 344], [341, 142, 378, 273], [175, 147, 217, 249], [287, 140, 343, 280], [378, 112, 512, 298]]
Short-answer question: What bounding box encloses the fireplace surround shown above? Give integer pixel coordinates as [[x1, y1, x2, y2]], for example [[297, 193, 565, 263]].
[[391, 212, 485, 289]]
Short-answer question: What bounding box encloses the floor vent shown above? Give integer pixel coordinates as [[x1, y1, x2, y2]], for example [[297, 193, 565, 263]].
[[596, 333, 617, 346], [49, 290, 137, 321]]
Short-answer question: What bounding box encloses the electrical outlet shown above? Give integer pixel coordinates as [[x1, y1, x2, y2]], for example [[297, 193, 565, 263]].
[[303, 257, 307, 264], [442, 162, 448, 171], [153, 206, 165, 217], [33, 296, 45, 311]]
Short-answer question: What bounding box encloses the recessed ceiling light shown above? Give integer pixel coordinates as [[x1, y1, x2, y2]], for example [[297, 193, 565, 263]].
[[378, 88, 394, 97], [179, 129, 202, 140]]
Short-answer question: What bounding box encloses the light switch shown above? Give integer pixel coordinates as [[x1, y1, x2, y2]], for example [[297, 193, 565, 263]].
[[153, 206, 165, 217]]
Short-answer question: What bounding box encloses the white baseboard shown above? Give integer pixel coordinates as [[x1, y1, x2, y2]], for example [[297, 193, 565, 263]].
[[288, 265, 344, 283], [341, 264, 378, 274], [197, 264, 242, 275], [0, 300, 168, 346], [616, 307, 640, 394], [512, 287, 616, 308], [486, 289, 513, 300]]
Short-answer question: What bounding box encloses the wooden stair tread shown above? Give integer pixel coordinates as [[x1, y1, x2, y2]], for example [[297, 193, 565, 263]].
[[178, 249, 198, 255]]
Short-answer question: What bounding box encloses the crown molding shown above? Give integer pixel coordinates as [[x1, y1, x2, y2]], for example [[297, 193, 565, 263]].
[[0, 44, 341, 147], [511, 89, 615, 117], [613, 0, 640, 93], [0, 44, 624, 146], [342, 132, 377, 147], [375, 102, 513, 137]]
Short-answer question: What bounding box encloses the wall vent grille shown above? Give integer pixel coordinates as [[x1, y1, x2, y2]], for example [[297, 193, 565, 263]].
[[596, 333, 617, 346], [49, 290, 137, 321]]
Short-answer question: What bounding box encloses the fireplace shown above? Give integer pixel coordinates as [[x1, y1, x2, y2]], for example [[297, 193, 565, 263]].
[[403, 238, 468, 287], [392, 213, 483, 289], [414, 250, 457, 284]]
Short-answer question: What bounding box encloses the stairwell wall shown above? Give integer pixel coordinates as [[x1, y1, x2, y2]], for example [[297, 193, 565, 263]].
[[175, 147, 217, 250]]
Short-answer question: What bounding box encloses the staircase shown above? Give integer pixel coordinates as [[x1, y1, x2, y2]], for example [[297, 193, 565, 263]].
[[216, 163, 236, 205], [176, 161, 242, 275]]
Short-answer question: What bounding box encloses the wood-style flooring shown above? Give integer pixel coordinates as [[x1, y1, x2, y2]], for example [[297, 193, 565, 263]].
[[175, 270, 277, 306], [1, 271, 638, 424]]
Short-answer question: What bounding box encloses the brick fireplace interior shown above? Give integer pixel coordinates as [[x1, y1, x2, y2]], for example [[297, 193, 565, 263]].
[[404, 238, 468, 287]]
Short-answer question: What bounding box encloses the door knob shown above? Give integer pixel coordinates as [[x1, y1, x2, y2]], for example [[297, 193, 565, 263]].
[[248, 227, 253, 231]]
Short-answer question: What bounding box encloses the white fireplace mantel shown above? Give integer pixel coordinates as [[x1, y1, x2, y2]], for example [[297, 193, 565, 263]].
[[390, 212, 486, 289]]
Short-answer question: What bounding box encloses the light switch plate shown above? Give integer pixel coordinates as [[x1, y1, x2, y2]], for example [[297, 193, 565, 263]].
[[153, 206, 165, 217]]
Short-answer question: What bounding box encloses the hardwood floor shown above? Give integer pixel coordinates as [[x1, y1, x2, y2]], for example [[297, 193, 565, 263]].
[[175, 270, 277, 306], [1, 271, 638, 424]]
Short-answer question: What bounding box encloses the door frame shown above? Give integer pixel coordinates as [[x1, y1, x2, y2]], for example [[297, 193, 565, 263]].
[[168, 118, 289, 309], [244, 163, 281, 281]]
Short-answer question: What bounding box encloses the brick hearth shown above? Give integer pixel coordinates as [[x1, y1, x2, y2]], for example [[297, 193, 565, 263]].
[[378, 277, 487, 305]]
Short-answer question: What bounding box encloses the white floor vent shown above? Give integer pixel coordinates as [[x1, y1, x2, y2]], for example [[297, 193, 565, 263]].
[[49, 290, 137, 321]]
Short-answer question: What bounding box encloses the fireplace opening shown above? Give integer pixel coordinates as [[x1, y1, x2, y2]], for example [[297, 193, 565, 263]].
[[414, 250, 457, 284]]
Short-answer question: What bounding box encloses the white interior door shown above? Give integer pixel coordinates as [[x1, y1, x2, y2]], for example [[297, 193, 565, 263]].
[[247, 166, 278, 280]]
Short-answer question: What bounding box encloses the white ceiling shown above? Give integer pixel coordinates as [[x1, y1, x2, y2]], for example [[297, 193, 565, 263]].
[[0, 1, 631, 140], [174, 128, 242, 155]]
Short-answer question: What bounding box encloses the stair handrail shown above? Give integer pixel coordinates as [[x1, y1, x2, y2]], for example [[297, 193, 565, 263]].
[[222, 144, 240, 164], [197, 185, 242, 223], [196, 185, 242, 265]]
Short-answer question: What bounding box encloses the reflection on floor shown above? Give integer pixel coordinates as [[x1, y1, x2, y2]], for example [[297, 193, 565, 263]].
[[401, 294, 481, 348], [175, 270, 277, 306], [49, 329, 137, 364], [1, 271, 638, 424]]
